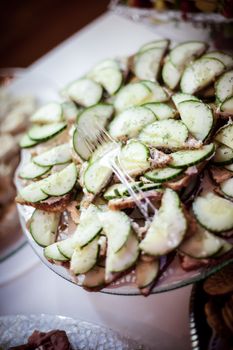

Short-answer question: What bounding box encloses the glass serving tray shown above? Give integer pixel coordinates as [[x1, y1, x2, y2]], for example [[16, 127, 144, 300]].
[[16, 196, 233, 296]]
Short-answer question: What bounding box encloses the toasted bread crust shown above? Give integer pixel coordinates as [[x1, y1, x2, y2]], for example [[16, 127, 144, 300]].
[[16, 192, 72, 212]]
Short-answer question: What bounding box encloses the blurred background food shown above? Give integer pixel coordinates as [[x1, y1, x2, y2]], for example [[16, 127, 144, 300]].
[[0, 1, 109, 257]]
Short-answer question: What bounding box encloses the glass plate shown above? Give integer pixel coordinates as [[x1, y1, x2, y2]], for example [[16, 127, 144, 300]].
[[0, 314, 144, 349], [16, 198, 233, 296]]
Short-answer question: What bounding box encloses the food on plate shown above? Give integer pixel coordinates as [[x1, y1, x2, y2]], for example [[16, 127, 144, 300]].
[[0, 79, 36, 255], [9, 329, 73, 350], [203, 263, 233, 344], [16, 39, 233, 295]]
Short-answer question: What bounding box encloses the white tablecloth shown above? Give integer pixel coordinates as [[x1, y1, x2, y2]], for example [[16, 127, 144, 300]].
[[0, 12, 192, 350]]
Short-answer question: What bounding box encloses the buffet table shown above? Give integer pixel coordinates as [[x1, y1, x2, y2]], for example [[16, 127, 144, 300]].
[[0, 12, 192, 349]]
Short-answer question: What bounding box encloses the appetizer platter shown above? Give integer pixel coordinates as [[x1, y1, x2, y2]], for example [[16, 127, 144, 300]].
[[15, 39, 233, 295]]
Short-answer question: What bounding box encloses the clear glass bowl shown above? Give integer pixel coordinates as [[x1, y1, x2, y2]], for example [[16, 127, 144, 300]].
[[0, 314, 144, 349]]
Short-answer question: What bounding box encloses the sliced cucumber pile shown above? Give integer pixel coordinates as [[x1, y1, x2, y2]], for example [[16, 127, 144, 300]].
[[140, 188, 187, 256], [18, 38, 233, 295]]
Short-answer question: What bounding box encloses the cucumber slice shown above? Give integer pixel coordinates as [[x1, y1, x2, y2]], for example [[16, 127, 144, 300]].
[[193, 192, 233, 232], [170, 144, 215, 168], [139, 119, 188, 149], [133, 47, 165, 81], [57, 237, 76, 259], [84, 160, 112, 194], [212, 144, 233, 165], [203, 51, 233, 70], [19, 179, 48, 203], [118, 140, 150, 175], [62, 101, 80, 122], [44, 242, 69, 262], [88, 67, 122, 95], [73, 103, 114, 160], [41, 163, 77, 196], [106, 232, 139, 276], [139, 39, 169, 52], [82, 266, 105, 288], [19, 133, 40, 148], [143, 103, 177, 120], [220, 96, 233, 114], [162, 60, 181, 90], [33, 144, 71, 167], [73, 204, 102, 247], [139, 188, 187, 256], [89, 59, 120, 73], [140, 81, 169, 102], [225, 163, 233, 172], [108, 106, 156, 139], [70, 237, 99, 275], [28, 122, 67, 142], [220, 177, 233, 198], [172, 93, 200, 108], [215, 70, 233, 102], [65, 78, 103, 107], [179, 226, 224, 259], [145, 167, 183, 183], [215, 124, 233, 149], [177, 100, 213, 141], [103, 182, 160, 200], [19, 161, 50, 179], [98, 210, 131, 253], [114, 82, 152, 112], [214, 241, 233, 257], [30, 102, 63, 124], [30, 209, 60, 247], [104, 182, 141, 200], [180, 58, 225, 94], [170, 41, 207, 69], [135, 259, 159, 289]]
